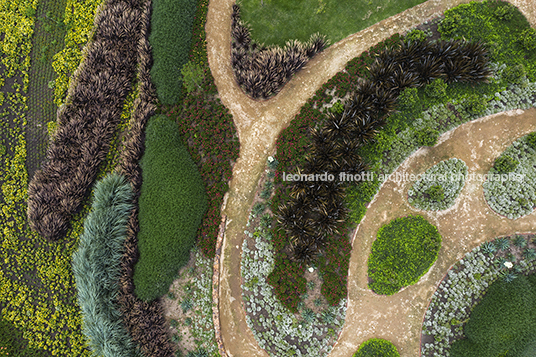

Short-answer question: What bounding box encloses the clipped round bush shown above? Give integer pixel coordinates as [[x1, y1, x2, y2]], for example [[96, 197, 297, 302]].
[[368, 215, 441, 295], [134, 115, 207, 301], [451, 275, 536, 357], [483, 133, 536, 219], [353, 338, 400, 357], [408, 158, 468, 211]]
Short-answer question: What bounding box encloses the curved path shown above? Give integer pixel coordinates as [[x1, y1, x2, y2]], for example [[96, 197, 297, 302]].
[[205, 0, 536, 355]]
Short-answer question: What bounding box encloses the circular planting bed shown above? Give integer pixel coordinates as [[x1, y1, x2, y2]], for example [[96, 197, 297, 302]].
[[421, 234, 536, 356], [368, 215, 442, 295], [483, 132, 536, 219], [408, 158, 467, 211]]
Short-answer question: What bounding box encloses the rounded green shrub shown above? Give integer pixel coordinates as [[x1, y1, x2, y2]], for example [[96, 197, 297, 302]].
[[353, 338, 400, 357], [134, 115, 207, 301], [416, 126, 440, 147], [405, 29, 427, 42], [493, 154, 518, 174], [451, 275, 536, 357], [502, 63, 526, 85], [520, 28, 536, 51], [462, 93, 487, 115], [397, 87, 419, 112], [368, 215, 441, 295], [424, 78, 447, 99]]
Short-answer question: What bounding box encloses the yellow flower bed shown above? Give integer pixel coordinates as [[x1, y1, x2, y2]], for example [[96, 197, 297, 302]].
[[51, 0, 106, 106]]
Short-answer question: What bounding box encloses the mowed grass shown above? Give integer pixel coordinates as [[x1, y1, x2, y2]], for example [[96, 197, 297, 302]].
[[238, 0, 427, 47]]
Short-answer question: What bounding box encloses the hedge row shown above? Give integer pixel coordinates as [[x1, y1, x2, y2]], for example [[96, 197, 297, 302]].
[[149, 0, 197, 105], [27, 0, 143, 241], [133, 114, 207, 301], [114, 1, 175, 354], [72, 173, 142, 357]]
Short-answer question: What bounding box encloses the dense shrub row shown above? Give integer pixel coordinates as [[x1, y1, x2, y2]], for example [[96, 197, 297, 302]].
[[451, 274, 536, 357], [134, 115, 207, 301], [353, 338, 400, 357], [483, 133, 536, 219], [408, 158, 467, 211], [230, 4, 328, 99], [72, 173, 143, 357], [114, 1, 176, 354], [149, 0, 197, 105], [271, 35, 490, 309], [27, 0, 143, 241], [164, 0, 240, 258], [367, 215, 441, 295]]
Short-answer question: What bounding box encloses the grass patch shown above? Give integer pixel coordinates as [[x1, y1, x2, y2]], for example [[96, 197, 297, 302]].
[[134, 115, 207, 301], [238, 0, 427, 47], [150, 0, 197, 105], [368, 215, 441, 295]]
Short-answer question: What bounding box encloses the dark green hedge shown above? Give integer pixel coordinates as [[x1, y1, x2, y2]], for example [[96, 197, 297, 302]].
[[353, 338, 400, 357], [367, 215, 441, 295], [150, 0, 198, 105], [451, 274, 536, 357], [134, 115, 207, 301]]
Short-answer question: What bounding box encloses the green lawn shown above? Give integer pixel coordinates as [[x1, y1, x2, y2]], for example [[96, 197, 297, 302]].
[[238, 0, 427, 47]]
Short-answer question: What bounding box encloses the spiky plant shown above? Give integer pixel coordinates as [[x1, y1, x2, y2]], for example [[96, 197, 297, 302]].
[[495, 237, 511, 251], [292, 241, 318, 263], [481, 241, 497, 255], [414, 55, 443, 84], [304, 33, 329, 58], [513, 235, 527, 248], [302, 308, 316, 324], [523, 248, 536, 260]]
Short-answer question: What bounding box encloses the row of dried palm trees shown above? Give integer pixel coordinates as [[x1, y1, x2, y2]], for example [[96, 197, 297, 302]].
[[230, 4, 328, 99], [27, 0, 145, 241], [277, 38, 492, 262]]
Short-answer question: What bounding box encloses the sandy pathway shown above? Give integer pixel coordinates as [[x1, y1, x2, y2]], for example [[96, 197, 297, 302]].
[[205, 0, 536, 355]]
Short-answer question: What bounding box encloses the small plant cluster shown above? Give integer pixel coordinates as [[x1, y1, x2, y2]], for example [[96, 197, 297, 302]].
[[483, 133, 536, 219], [241, 168, 347, 356], [149, 0, 197, 105], [367, 215, 442, 295], [408, 158, 468, 211], [272, 35, 490, 309], [0, 317, 48, 357], [72, 173, 144, 357], [353, 338, 400, 357], [134, 115, 207, 301], [27, 0, 143, 241], [421, 234, 536, 356], [165, 249, 219, 356], [230, 4, 328, 99]]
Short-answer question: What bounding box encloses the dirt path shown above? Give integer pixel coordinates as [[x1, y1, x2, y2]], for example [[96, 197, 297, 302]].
[[329, 108, 536, 357], [205, 0, 536, 356]]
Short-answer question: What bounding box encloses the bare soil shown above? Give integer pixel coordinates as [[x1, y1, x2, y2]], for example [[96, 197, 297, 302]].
[[204, 0, 536, 356]]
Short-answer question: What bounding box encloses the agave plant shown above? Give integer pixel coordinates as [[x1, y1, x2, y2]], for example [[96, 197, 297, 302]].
[[513, 235, 527, 248], [495, 237, 511, 251], [481, 241, 497, 255], [523, 248, 536, 260]]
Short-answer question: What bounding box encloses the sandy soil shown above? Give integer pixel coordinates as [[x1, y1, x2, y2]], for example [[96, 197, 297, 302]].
[[204, 0, 536, 355]]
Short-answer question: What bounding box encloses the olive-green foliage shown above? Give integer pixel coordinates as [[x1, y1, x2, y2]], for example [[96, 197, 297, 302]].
[[439, 0, 536, 80], [461, 93, 487, 115], [451, 274, 536, 357], [72, 173, 143, 357], [396, 87, 419, 112], [416, 126, 439, 147], [425, 185, 445, 202], [502, 63, 526, 85], [368, 215, 441, 295], [405, 29, 427, 43], [134, 115, 207, 301], [150, 0, 198, 104], [493, 154, 518, 174], [0, 317, 48, 357], [353, 338, 400, 357], [181, 61, 205, 94], [526, 133, 536, 150]]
